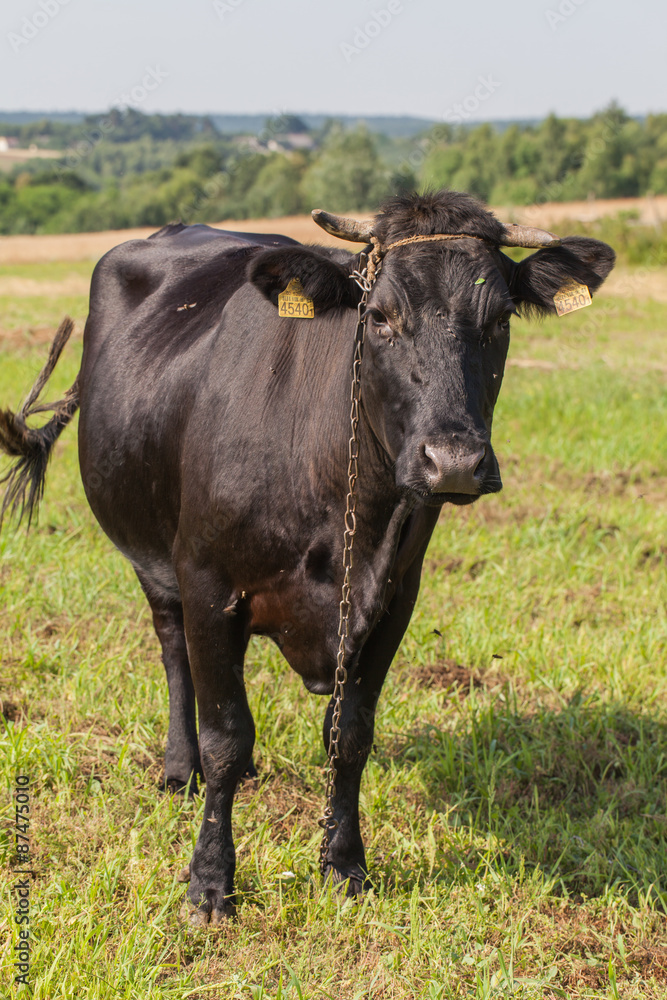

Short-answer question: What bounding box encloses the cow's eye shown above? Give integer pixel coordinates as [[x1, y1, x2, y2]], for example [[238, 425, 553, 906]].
[[498, 312, 512, 331], [367, 309, 394, 339]]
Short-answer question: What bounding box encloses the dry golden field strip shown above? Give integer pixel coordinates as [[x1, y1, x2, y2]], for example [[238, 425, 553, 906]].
[[1, 195, 666, 265]]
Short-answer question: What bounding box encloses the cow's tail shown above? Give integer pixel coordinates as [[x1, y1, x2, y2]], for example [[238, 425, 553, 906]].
[[0, 317, 80, 528]]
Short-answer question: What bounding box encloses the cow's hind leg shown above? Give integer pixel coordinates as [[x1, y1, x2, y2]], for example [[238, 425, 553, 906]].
[[134, 568, 201, 795], [177, 562, 255, 924]]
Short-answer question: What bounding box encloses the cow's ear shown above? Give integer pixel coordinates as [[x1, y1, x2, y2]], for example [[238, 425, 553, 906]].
[[248, 246, 362, 312], [510, 236, 616, 316]]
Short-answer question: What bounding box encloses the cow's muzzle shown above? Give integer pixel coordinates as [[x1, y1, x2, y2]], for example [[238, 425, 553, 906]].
[[421, 442, 501, 496]]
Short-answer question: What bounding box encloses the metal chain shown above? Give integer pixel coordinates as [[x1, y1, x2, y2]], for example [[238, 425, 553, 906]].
[[318, 252, 378, 876]]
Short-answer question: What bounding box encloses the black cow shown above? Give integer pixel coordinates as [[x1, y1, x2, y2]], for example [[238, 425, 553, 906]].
[[0, 191, 614, 924]]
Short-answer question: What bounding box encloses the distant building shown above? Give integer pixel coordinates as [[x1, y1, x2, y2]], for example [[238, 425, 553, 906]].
[[232, 135, 270, 154], [232, 131, 314, 156], [0, 136, 20, 151], [283, 133, 314, 150]]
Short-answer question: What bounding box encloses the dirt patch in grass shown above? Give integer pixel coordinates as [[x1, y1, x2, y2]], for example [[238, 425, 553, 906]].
[[582, 467, 667, 496], [425, 555, 489, 579], [36, 614, 71, 638], [245, 767, 321, 820], [0, 697, 28, 722], [413, 658, 482, 694], [0, 322, 83, 350], [633, 945, 667, 978], [0, 685, 46, 722], [0, 275, 90, 297], [562, 965, 608, 989], [453, 464, 667, 535], [641, 545, 667, 567], [451, 495, 550, 531], [603, 265, 667, 305], [426, 555, 465, 575], [535, 901, 667, 987]]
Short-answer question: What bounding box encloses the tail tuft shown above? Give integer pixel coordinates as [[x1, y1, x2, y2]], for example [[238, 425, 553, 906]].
[[0, 317, 80, 528]]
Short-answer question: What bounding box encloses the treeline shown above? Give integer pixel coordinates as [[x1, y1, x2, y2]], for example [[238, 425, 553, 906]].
[[0, 108, 218, 147], [0, 104, 666, 235], [0, 124, 413, 234], [418, 105, 667, 204]]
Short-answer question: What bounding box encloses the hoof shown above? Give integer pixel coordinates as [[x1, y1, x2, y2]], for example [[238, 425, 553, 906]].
[[322, 863, 369, 898], [161, 774, 201, 798], [183, 872, 237, 926], [180, 901, 235, 927], [240, 759, 258, 782]]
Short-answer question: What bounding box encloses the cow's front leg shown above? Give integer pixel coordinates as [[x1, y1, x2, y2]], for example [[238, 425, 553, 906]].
[[178, 565, 254, 925], [321, 670, 380, 895], [321, 549, 429, 895]]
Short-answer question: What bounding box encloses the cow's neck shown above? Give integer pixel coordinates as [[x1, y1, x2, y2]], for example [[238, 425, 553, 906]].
[[292, 312, 437, 639], [335, 402, 428, 640]]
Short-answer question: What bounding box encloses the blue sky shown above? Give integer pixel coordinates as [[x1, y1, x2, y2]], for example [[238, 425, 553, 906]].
[[0, 0, 663, 121]]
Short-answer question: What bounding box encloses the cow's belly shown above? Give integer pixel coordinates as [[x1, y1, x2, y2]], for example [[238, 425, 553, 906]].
[[248, 582, 340, 693]]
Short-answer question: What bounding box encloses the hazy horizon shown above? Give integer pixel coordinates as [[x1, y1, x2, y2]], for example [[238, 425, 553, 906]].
[[1, 0, 663, 122], [0, 107, 653, 124]]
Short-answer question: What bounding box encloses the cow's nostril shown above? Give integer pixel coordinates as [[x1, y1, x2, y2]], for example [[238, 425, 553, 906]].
[[423, 445, 439, 477], [473, 447, 487, 479]]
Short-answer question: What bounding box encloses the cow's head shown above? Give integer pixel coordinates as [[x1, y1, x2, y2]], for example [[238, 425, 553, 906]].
[[249, 190, 615, 506]]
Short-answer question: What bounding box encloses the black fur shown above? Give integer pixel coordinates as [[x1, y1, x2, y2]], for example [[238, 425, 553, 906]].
[[372, 189, 505, 246], [510, 236, 617, 316], [248, 244, 361, 311]]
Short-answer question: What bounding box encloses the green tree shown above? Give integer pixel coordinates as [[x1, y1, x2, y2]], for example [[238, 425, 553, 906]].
[[245, 154, 306, 217], [301, 126, 389, 212], [264, 114, 309, 136], [421, 147, 464, 190]]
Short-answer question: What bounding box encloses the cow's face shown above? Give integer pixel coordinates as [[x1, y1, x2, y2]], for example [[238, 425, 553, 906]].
[[249, 194, 614, 506], [358, 243, 513, 505]]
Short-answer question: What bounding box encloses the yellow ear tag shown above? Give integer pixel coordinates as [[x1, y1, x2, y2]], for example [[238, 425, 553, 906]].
[[278, 278, 314, 319], [553, 280, 592, 317]]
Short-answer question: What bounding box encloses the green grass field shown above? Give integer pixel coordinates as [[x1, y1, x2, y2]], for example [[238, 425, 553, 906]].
[[1, 263, 666, 999]]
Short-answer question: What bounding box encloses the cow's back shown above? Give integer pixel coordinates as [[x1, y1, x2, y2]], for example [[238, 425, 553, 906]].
[[77, 224, 301, 570], [82, 223, 300, 364]]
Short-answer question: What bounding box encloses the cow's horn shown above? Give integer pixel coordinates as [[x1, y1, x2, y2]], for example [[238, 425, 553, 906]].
[[311, 209, 374, 243], [500, 223, 561, 249]]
